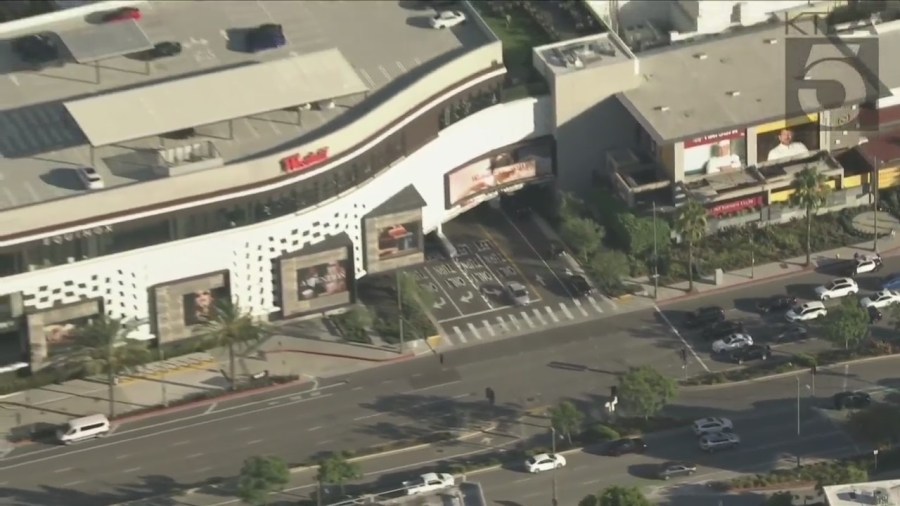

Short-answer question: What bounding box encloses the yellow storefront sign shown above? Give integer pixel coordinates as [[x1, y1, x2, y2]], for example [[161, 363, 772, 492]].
[[756, 114, 820, 134]]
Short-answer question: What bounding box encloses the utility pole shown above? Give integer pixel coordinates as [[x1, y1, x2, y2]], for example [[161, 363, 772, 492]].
[[396, 271, 405, 354], [750, 232, 755, 279], [796, 377, 801, 438], [874, 157, 880, 253], [159, 341, 168, 407], [652, 202, 659, 300], [550, 426, 558, 506]]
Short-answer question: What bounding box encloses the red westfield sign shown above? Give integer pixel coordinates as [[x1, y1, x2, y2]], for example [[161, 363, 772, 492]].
[[708, 195, 764, 218], [281, 147, 329, 174]]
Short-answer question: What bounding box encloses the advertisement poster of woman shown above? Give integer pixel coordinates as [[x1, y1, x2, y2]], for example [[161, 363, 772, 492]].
[[297, 260, 348, 300], [767, 129, 810, 162]]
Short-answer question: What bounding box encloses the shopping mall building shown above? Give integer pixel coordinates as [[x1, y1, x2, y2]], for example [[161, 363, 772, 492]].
[[0, 1, 899, 371]]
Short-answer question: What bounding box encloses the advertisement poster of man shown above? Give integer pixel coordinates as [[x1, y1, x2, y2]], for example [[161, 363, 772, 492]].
[[182, 286, 229, 326], [296, 259, 349, 300], [759, 126, 816, 162], [377, 221, 421, 259], [446, 154, 550, 207], [682, 130, 747, 176]]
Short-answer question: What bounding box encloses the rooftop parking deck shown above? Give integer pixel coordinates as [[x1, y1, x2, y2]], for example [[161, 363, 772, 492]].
[[0, 0, 488, 213]]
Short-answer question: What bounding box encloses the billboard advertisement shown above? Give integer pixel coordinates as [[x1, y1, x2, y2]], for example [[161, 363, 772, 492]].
[[446, 158, 548, 207], [376, 221, 422, 260], [25, 298, 103, 369], [181, 286, 230, 326], [756, 118, 819, 163], [683, 129, 747, 176], [43, 316, 91, 356], [363, 209, 424, 274], [279, 246, 353, 318]]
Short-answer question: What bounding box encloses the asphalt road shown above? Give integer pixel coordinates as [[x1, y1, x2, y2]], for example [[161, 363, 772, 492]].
[[2, 255, 899, 505]]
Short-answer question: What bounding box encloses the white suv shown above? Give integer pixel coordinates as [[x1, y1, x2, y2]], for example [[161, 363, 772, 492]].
[[699, 431, 740, 452], [429, 10, 466, 29], [76, 166, 104, 190], [785, 301, 828, 322], [692, 417, 733, 436], [814, 278, 858, 301]]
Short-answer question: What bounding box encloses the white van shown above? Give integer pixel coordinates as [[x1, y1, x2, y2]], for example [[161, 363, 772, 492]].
[[57, 414, 110, 444]]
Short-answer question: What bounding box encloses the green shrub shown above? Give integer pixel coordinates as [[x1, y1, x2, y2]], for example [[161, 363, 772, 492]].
[[583, 424, 620, 443]]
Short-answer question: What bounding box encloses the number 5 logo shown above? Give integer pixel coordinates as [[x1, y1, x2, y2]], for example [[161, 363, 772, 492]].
[[785, 37, 883, 132]]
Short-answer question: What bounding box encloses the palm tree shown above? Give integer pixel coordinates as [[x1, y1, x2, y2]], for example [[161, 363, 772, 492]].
[[73, 316, 150, 418], [791, 166, 831, 266], [675, 199, 708, 292], [195, 299, 270, 390]]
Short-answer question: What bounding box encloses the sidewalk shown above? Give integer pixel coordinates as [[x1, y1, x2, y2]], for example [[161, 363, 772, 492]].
[[0, 322, 428, 445]]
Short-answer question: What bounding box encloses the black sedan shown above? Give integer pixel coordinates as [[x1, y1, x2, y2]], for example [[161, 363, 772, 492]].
[[756, 295, 798, 314], [12, 32, 60, 67], [603, 438, 647, 456], [728, 344, 771, 364], [773, 324, 808, 343], [701, 320, 744, 341], [833, 391, 872, 410], [568, 274, 593, 297], [684, 306, 725, 328]]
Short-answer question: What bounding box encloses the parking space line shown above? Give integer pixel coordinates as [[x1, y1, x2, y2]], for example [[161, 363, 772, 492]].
[[453, 326, 468, 344], [544, 306, 560, 323], [559, 303, 574, 320], [423, 267, 465, 317], [476, 224, 542, 299], [587, 296, 605, 313], [499, 210, 574, 298], [508, 313, 521, 330], [573, 299, 590, 317], [520, 311, 535, 328], [496, 316, 509, 332], [482, 320, 496, 336], [532, 308, 547, 325], [466, 322, 482, 340]]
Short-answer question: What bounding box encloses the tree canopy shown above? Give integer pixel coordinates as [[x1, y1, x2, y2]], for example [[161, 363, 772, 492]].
[[578, 486, 651, 506], [791, 166, 831, 266], [549, 400, 585, 445], [317, 453, 362, 496], [618, 366, 678, 419], [822, 297, 870, 350], [236, 455, 290, 506], [674, 200, 707, 291]]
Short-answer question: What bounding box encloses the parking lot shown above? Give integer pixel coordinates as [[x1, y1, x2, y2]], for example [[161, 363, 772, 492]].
[[408, 204, 649, 348]]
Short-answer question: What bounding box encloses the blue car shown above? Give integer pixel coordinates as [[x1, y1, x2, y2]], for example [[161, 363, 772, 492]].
[[247, 24, 286, 53], [883, 273, 900, 291]]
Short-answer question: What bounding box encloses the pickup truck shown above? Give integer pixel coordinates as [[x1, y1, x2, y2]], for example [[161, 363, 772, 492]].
[[402, 472, 455, 495]]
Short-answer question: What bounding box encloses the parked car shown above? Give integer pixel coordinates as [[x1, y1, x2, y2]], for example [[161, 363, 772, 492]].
[[785, 301, 828, 322], [657, 461, 697, 480], [728, 344, 771, 364], [75, 167, 104, 190], [860, 289, 900, 310], [692, 417, 733, 436], [833, 391, 872, 410], [699, 431, 741, 452], [402, 473, 454, 496], [684, 306, 725, 328], [247, 23, 286, 52], [525, 453, 566, 473], [506, 281, 531, 306], [773, 324, 808, 342], [756, 295, 798, 313], [712, 333, 753, 353], [603, 438, 647, 456], [102, 6, 142, 22], [815, 278, 859, 301], [848, 254, 883, 276], [568, 274, 593, 297], [701, 320, 745, 341], [12, 32, 60, 67], [131, 41, 182, 61], [429, 10, 466, 29]]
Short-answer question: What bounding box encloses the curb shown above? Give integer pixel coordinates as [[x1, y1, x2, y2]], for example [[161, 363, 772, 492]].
[[683, 352, 900, 391], [118, 357, 218, 386], [267, 349, 416, 363]]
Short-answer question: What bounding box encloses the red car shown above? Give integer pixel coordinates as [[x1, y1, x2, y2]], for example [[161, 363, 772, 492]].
[[103, 7, 142, 22]]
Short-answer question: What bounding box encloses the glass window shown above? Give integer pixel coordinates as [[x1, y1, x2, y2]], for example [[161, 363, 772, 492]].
[[107, 219, 172, 254]]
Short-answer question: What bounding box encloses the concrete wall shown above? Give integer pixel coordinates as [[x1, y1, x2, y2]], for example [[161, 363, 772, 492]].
[[553, 59, 641, 196]]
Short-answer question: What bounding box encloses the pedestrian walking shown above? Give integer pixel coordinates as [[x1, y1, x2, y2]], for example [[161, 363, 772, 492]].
[[439, 353, 444, 365]]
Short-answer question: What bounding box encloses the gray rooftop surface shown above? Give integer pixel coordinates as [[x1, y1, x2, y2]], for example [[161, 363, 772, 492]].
[[58, 19, 153, 64], [618, 19, 900, 143], [65, 48, 369, 146], [0, 0, 487, 217], [536, 33, 634, 75]]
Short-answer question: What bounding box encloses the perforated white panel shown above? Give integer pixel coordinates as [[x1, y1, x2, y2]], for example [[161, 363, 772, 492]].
[[1, 97, 551, 326]]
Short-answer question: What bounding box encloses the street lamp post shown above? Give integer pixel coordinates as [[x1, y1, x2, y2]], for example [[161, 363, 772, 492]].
[[796, 377, 801, 437], [652, 202, 659, 300], [750, 232, 755, 279], [396, 272, 405, 354], [159, 342, 168, 407], [550, 426, 558, 506], [874, 449, 880, 473]]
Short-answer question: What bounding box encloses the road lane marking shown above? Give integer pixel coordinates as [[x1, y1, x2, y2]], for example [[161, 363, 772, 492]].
[[195, 466, 213, 473], [53, 467, 72, 473], [588, 296, 604, 313], [247, 439, 263, 445], [602, 294, 619, 310], [453, 326, 468, 344], [307, 426, 322, 432], [352, 386, 363, 391], [544, 306, 560, 323], [467, 322, 482, 340], [508, 313, 521, 330], [406, 379, 463, 394], [654, 305, 710, 372], [521, 311, 535, 328], [438, 306, 505, 322], [316, 439, 334, 446], [187, 453, 205, 459], [500, 210, 575, 298], [353, 412, 383, 421], [123, 467, 142, 473], [573, 299, 589, 317], [115, 454, 130, 460], [452, 257, 495, 309], [482, 319, 496, 336], [424, 267, 464, 317], [62, 480, 84, 487], [532, 308, 546, 325], [204, 403, 218, 414], [496, 316, 509, 332], [172, 440, 189, 446], [559, 302, 574, 320]]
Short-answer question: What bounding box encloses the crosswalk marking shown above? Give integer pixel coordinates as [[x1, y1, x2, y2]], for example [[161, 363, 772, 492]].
[[544, 306, 560, 323], [508, 313, 521, 330], [521, 311, 535, 328], [559, 302, 574, 320], [482, 319, 496, 336], [453, 326, 468, 344], [573, 299, 590, 317], [496, 316, 509, 332], [587, 296, 604, 313], [532, 308, 547, 325], [601, 294, 619, 310], [467, 322, 482, 340]]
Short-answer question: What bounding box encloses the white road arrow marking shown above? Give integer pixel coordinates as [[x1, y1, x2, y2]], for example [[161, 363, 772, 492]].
[[460, 291, 474, 303], [433, 297, 446, 309]]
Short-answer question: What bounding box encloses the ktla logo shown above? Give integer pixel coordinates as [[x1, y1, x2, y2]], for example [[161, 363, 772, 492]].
[[783, 11, 885, 132]]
